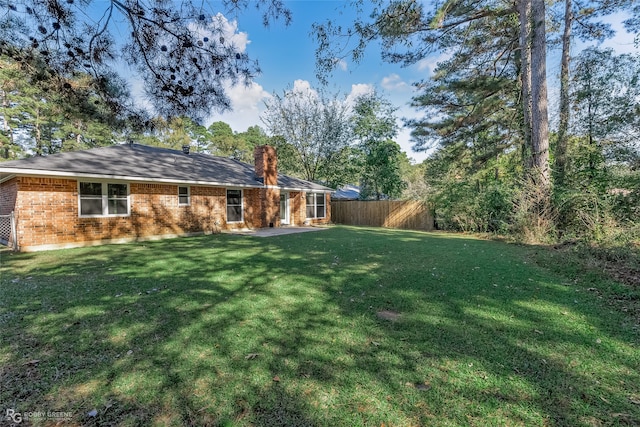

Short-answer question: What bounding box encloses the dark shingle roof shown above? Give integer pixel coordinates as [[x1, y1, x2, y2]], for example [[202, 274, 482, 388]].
[[0, 144, 331, 191]]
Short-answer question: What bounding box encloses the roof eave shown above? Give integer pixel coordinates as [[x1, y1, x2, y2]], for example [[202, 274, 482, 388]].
[[0, 168, 263, 189], [0, 168, 334, 192], [280, 186, 333, 192]]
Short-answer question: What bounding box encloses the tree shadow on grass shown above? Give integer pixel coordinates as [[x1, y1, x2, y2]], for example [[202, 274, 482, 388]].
[[1, 227, 638, 426]]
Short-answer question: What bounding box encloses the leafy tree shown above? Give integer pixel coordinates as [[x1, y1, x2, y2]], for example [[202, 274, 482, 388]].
[[622, 0, 640, 36], [359, 139, 406, 200], [1, 56, 28, 158], [313, 0, 637, 240], [352, 92, 405, 199], [570, 48, 640, 178], [235, 125, 270, 162], [183, 119, 211, 154], [261, 85, 354, 186], [132, 117, 191, 150], [208, 121, 238, 156], [131, 116, 220, 153], [423, 141, 520, 232], [237, 125, 269, 148], [550, 0, 631, 187], [49, 73, 126, 152], [0, 0, 291, 119], [206, 121, 256, 161], [313, 0, 548, 186], [399, 155, 429, 201], [0, 53, 128, 158], [268, 135, 305, 177], [318, 145, 364, 190]]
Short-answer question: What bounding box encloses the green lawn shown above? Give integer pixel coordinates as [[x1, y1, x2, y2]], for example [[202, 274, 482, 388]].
[[1, 226, 638, 426]]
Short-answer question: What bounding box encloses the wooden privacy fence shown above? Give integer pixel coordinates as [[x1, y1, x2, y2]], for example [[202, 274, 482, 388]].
[[331, 200, 434, 231]]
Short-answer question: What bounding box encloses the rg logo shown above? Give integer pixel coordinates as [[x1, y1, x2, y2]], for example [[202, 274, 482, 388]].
[[5, 409, 22, 424]]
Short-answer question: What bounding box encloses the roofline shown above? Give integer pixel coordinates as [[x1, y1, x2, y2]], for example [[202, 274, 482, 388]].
[[280, 186, 333, 192], [0, 169, 333, 192], [0, 168, 264, 189]]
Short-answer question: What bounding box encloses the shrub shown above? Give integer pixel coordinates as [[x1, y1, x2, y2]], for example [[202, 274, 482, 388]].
[[431, 181, 514, 233]]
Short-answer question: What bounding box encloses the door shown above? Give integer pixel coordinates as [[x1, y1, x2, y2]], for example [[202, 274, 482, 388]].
[[279, 192, 290, 225]]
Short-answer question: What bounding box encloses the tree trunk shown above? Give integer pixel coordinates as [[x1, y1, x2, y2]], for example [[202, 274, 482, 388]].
[[1, 90, 10, 158], [555, 0, 572, 187], [518, 0, 532, 171], [587, 79, 596, 177], [35, 109, 43, 156], [530, 0, 550, 190]]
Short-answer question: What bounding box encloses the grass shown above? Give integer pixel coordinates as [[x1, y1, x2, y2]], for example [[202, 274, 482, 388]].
[[0, 225, 638, 426]]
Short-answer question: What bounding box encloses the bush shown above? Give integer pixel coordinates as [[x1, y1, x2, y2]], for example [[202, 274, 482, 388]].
[[554, 187, 616, 242], [479, 184, 514, 234], [510, 180, 557, 244], [431, 181, 514, 233]]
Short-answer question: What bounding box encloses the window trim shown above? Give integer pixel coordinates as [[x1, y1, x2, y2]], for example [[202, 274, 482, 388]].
[[178, 185, 191, 206], [226, 188, 244, 223], [78, 181, 130, 218], [305, 192, 326, 219]]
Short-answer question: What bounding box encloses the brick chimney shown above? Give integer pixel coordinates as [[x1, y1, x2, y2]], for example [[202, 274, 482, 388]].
[[254, 145, 278, 186], [254, 145, 280, 227]]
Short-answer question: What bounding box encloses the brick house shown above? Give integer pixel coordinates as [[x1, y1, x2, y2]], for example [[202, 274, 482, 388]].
[[0, 143, 331, 251]]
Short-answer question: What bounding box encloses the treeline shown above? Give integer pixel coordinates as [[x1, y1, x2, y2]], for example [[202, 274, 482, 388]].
[[0, 54, 420, 199], [0, 52, 132, 158], [0, 52, 267, 162], [315, 1, 640, 245], [419, 46, 640, 243]]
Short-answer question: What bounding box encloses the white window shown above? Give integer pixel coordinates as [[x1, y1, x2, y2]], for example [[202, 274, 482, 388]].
[[226, 189, 243, 222], [306, 192, 326, 219], [79, 182, 103, 216], [107, 183, 128, 215], [178, 186, 190, 206], [79, 182, 129, 217]]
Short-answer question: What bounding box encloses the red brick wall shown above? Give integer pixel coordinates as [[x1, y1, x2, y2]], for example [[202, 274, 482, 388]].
[[9, 176, 330, 250], [257, 187, 280, 228], [14, 177, 78, 249], [290, 192, 303, 226], [12, 177, 270, 250], [243, 188, 260, 228], [288, 191, 330, 226]]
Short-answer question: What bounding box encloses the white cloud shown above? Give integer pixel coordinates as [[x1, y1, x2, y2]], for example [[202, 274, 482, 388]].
[[381, 73, 410, 91], [291, 79, 317, 96], [206, 81, 271, 132], [415, 52, 452, 75], [345, 83, 374, 107], [416, 58, 437, 73], [336, 59, 348, 71], [349, 83, 374, 97], [199, 13, 250, 52]]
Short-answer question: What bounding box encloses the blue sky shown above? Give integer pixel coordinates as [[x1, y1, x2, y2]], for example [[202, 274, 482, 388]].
[[126, 2, 639, 163], [193, 1, 438, 162]]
